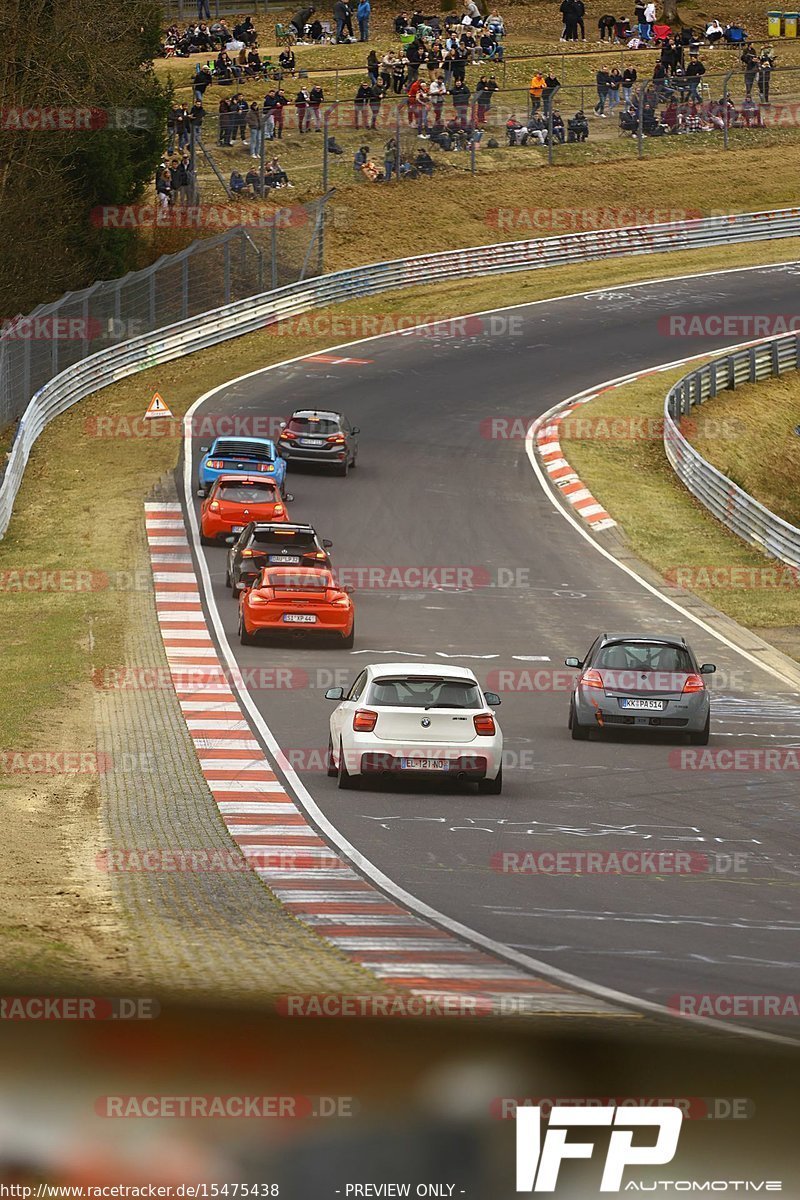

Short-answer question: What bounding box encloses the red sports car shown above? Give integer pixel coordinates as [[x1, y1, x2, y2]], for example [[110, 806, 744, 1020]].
[[238, 567, 355, 646], [200, 475, 289, 543]]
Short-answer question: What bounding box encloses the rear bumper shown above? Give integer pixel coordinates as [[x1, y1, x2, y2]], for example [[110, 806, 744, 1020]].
[[244, 609, 353, 636], [279, 444, 348, 465], [574, 692, 709, 732], [201, 512, 285, 539], [359, 752, 490, 779]]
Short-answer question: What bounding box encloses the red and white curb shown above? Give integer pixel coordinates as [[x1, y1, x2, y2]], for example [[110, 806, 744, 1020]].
[[534, 403, 616, 532], [144, 501, 626, 1018]]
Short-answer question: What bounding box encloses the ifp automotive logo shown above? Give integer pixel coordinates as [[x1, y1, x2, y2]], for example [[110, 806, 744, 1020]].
[[515, 1105, 683, 1192]]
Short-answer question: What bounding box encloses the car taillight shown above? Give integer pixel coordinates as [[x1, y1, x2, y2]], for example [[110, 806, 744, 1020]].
[[280, 430, 297, 440], [209, 500, 220, 512], [580, 669, 604, 689], [682, 673, 705, 693], [314, 551, 327, 560], [207, 459, 224, 469], [273, 504, 284, 516], [241, 549, 254, 558], [258, 463, 274, 472], [353, 709, 378, 732], [248, 591, 269, 605], [327, 433, 346, 444], [327, 590, 350, 607], [473, 713, 496, 736]]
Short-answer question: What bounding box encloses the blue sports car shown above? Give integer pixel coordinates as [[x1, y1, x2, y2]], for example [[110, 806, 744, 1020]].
[[197, 436, 287, 497]]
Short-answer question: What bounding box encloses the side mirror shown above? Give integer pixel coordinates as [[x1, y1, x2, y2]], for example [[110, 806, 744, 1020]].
[[322, 539, 333, 548], [224, 536, 236, 545], [343, 585, 355, 595], [200, 445, 210, 453], [351, 426, 360, 434], [285, 493, 295, 502], [196, 487, 207, 497], [564, 657, 581, 668], [484, 691, 501, 707], [279, 420, 286, 429], [700, 663, 717, 674], [325, 686, 344, 700]]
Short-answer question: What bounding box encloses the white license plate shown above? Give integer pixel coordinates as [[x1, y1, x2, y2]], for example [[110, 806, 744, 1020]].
[[620, 699, 665, 711], [282, 613, 317, 623], [400, 758, 449, 770], [269, 555, 301, 564], [231, 525, 244, 533], [300, 438, 325, 447]]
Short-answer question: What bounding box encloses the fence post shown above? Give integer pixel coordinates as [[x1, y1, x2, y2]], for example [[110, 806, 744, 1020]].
[[271, 222, 278, 289], [395, 102, 401, 180], [224, 241, 231, 305], [547, 102, 554, 165], [723, 69, 732, 150], [637, 83, 644, 159], [182, 254, 189, 321], [148, 271, 156, 329], [260, 115, 266, 199]]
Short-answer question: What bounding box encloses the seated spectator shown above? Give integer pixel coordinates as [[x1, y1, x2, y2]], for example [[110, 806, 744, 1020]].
[[724, 21, 746, 42], [705, 19, 724, 44], [414, 147, 435, 174], [486, 11, 506, 36], [265, 156, 293, 187], [526, 112, 549, 143], [230, 170, 248, 195], [567, 109, 589, 140], [354, 144, 369, 171], [246, 50, 263, 75], [279, 48, 296, 74], [245, 167, 264, 196], [394, 10, 409, 33], [551, 110, 565, 141], [661, 98, 679, 130], [505, 115, 526, 144], [310, 18, 324, 40], [479, 30, 503, 59], [233, 16, 257, 45]]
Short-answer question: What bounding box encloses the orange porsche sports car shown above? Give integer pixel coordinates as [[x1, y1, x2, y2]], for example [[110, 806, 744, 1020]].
[[238, 567, 355, 647], [200, 475, 290, 543]]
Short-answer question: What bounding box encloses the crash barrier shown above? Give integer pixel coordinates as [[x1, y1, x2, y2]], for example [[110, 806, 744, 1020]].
[[664, 331, 800, 568], [1, 206, 800, 539]]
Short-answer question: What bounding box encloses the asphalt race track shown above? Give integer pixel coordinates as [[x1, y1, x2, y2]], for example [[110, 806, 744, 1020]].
[[184, 263, 800, 1036]]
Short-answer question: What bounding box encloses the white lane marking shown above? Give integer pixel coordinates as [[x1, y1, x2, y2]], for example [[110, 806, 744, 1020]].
[[350, 649, 425, 656], [512, 656, 551, 662], [435, 652, 499, 659], [182, 266, 800, 1046]]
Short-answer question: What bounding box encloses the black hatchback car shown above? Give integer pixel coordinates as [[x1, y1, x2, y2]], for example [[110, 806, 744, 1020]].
[[226, 522, 333, 594], [277, 409, 359, 476]]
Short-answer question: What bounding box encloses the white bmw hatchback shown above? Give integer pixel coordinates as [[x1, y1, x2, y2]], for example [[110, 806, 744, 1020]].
[[325, 662, 504, 793]]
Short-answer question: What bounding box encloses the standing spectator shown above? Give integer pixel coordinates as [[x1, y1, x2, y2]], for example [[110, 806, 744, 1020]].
[[295, 85, 310, 131], [194, 63, 213, 103], [197, 0, 210, 19], [415, 81, 430, 134], [475, 73, 498, 124], [368, 79, 384, 128], [234, 94, 249, 142], [384, 136, 398, 180], [607, 66, 622, 111], [218, 97, 233, 145], [427, 41, 443, 76], [543, 67, 561, 115], [560, 0, 578, 40], [742, 46, 758, 98], [274, 87, 288, 138], [367, 49, 380, 83], [594, 65, 610, 115], [380, 50, 395, 90], [452, 77, 471, 127], [334, 0, 354, 42], [354, 78, 372, 128], [643, 0, 656, 39], [309, 83, 325, 129], [622, 64, 637, 103], [529, 69, 546, 113], [575, 0, 586, 40], [758, 50, 773, 103], [598, 13, 616, 40], [686, 53, 705, 101], [247, 102, 263, 157], [171, 156, 188, 204], [450, 43, 467, 85], [406, 36, 423, 83], [634, 0, 648, 39], [290, 6, 315, 38], [167, 103, 181, 154], [429, 73, 446, 123], [357, 0, 371, 41], [392, 53, 407, 93]]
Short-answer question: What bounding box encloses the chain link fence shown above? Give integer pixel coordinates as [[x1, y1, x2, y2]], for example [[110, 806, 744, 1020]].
[[0, 197, 328, 435]]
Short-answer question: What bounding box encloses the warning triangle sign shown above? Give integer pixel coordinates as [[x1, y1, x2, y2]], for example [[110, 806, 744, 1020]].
[[143, 392, 173, 420]]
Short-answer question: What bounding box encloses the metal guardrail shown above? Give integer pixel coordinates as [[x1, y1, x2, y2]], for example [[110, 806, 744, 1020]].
[[2, 206, 800, 540], [664, 332, 800, 568]]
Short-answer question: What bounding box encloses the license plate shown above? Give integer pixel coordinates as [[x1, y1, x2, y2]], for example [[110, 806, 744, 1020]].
[[620, 698, 665, 711], [300, 438, 325, 447], [269, 554, 301, 564], [400, 758, 449, 770], [231, 525, 244, 533], [282, 613, 317, 623]]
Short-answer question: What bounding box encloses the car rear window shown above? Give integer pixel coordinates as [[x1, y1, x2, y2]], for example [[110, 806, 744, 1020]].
[[265, 571, 332, 589], [595, 642, 694, 672], [217, 483, 278, 502], [288, 418, 340, 435], [367, 677, 482, 708], [213, 440, 274, 461], [252, 529, 317, 548]]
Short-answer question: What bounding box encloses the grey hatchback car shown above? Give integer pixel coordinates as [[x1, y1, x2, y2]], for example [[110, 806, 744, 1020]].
[[566, 634, 715, 744], [277, 409, 359, 476]]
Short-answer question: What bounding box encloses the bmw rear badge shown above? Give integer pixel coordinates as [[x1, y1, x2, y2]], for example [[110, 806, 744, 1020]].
[[421, 718, 431, 728]]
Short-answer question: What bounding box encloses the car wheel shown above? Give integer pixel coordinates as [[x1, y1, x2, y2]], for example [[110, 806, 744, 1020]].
[[238, 608, 256, 646], [341, 620, 355, 649], [337, 740, 359, 789], [478, 767, 502, 795], [571, 714, 591, 740], [327, 735, 338, 777], [337, 456, 349, 477], [225, 565, 232, 588], [689, 715, 710, 746]]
